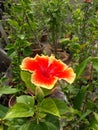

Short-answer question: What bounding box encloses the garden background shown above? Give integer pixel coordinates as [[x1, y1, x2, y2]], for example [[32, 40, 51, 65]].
[[0, 0, 98, 130]]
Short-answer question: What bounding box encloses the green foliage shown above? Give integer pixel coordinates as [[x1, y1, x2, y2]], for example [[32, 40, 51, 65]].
[[4, 103, 34, 119], [75, 57, 90, 79], [0, 104, 8, 118], [0, 0, 98, 129], [16, 95, 35, 107], [20, 71, 35, 91], [4, 96, 66, 130], [73, 86, 87, 109], [0, 87, 19, 95], [52, 98, 69, 115], [39, 98, 60, 117], [4, 95, 35, 119], [91, 57, 98, 72]]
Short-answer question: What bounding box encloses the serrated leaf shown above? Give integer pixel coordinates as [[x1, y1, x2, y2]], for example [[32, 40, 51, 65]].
[[52, 98, 69, 115], [39, 98, 60, 117], [4, 103, 34, 119], [16, 95, 34, 107], [0, 87, 20, 94], [73, 86, 87, 109]]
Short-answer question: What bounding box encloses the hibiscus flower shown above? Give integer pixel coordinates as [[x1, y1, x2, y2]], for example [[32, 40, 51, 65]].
[[20, 54, 76, 89]]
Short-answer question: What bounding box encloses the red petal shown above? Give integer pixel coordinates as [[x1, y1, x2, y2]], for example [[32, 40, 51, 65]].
[[47, 56, 75, 83], [55, 67, 76, 84], [20, 55, 76, 88], [20, 57, 38, 72], [31, 70, 58, 89], [48, 57, 67, 75], [35, 55, 49, 68]]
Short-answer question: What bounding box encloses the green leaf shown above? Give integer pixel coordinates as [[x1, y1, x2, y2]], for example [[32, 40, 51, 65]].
[[0, 125, 3, 130], [59, 38, 70, 44], [45, 114, 60, 130], [23, 46, 32, 56], [29, 121, 59, 130], [16, 95, 34, 107], [92, 124, 98, 130], [76, 57, 90, 79], [7, 19, 20, 29], [0, 87, 20, 94], [73, 86, 87, 109], [29, 122, 48, 130], [75, 57, 98, 79], [18, 122, 31, 130], [78, 110, 92, 122], [32, 124, 46, 130], [94, 112, 98, 123], [39, 98, 60, 117], [45, 121, 59, 130], [7, 118, 28, 130], [0, 104, 8, 118], [35, 86, 44, 102], [20, 71, 35, 91], [91, 57, 98, 63], [41, 88, 51, 97], [91, 57, 98, 72], [52, 98, 69, 115], [90, 112, 98, 130], [4, 103, 34, 119]]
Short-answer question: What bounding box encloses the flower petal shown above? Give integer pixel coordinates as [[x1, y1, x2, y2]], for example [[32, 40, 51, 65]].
[[48, 56, 68, 75], [35, 54, 49, 71], [55, 67, 76, 84], [31, 70, 58, 89], [20, 57, 38, 72], [20, 54, 76, 89]]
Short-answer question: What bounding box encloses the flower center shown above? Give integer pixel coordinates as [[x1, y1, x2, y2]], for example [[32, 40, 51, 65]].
[[39, 66, 50, 78], [42, 69, 50, 78]]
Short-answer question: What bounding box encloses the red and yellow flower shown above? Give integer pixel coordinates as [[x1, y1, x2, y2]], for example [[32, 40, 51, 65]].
[[20, 54, 76, 89]]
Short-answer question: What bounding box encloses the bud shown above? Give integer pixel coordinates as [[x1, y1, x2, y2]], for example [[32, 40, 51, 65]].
[[35, 86, 44, 102]]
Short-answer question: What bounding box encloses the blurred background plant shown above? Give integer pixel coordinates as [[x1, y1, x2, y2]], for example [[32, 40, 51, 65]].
[[0, 0, 98, 129]]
